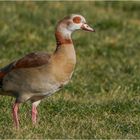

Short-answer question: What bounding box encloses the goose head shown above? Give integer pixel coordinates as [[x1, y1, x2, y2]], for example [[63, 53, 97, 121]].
[[56, 14, 95, 36]]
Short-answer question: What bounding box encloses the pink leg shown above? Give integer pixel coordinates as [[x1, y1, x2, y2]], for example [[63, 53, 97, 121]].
[[12, 102, 19, 129], [32, 104, 38, 124]]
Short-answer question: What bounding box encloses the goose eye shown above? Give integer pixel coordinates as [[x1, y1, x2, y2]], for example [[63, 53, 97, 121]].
[[73, 16, 81, 24]]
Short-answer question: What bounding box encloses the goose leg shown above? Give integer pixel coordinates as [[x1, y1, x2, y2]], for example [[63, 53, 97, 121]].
[[12, 102, 19, 129], [32, 100, 41, 124]]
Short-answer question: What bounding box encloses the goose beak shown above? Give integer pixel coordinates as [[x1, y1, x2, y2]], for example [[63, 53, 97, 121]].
[[81, 23, 95, 32]]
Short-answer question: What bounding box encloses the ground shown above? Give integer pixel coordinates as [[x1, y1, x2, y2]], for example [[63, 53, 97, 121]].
[[0, 1, 140, 139]]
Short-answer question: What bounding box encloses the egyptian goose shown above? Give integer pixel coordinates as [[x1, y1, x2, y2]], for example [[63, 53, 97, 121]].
[[0, 14, 95, 128]]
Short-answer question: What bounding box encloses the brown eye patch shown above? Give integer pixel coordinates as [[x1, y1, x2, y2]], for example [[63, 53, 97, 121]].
[[73, 16, 81, 24]]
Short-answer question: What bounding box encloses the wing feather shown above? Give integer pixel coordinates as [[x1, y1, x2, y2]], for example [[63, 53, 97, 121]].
[[0, 52, 51, 80]]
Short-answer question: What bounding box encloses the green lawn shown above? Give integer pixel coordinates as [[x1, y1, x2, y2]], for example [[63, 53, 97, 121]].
[[0, 1, 140, 139]]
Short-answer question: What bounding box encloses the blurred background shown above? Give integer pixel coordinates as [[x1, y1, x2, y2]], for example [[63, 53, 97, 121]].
[[0, 1, 140, 139]]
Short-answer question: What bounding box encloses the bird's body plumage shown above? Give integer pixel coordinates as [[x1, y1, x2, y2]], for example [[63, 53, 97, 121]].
[[0, 44, 76, 103]]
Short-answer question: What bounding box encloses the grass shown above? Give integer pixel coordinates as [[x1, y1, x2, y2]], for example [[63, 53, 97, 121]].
[[0, 1, 140, 139]]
